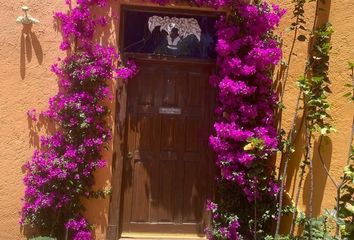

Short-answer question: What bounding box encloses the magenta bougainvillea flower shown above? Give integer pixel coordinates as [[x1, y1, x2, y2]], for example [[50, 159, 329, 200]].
[[206, 2, 285, 239], [26, 109, 37, 121]]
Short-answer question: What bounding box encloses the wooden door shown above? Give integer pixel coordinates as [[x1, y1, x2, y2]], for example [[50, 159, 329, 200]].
[[121, 59, 214, 237]]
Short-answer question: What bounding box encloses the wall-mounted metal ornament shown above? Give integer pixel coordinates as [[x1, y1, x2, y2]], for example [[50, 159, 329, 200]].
[[148, 16, 201, 41], [16, 6, 40, 25]]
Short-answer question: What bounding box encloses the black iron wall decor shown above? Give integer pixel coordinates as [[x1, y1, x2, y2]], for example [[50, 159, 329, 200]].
[[120, 5, 220, 59]]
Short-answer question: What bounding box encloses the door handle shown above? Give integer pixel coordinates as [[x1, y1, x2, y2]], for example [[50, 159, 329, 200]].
[[127, 150, 142, 162]]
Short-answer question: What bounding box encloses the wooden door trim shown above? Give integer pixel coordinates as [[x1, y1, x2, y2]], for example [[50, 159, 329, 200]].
[[123, 52, 216, 65], [107, 79, 129, 240]]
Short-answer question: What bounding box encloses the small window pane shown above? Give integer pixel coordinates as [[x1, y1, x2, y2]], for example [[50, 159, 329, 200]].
[[121, 8, 219, 59]]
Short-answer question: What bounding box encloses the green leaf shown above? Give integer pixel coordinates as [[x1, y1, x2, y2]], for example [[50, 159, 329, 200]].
[[312, 76, 324, 83], [344, 92, 352, 98], [344, 203, 354, 214], [320, 128, 328, 135], [348, 61, 354, 69]]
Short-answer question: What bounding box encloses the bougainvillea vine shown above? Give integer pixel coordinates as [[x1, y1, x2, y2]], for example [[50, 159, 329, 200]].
[[207, 2, 285, 239], [21, 0, 136, 239], [21, 0, 284, 239]]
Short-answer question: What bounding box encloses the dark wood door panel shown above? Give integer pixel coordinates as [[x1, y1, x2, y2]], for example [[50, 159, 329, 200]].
[[121, 59, 214, 236], [182, 160, 204, 223]]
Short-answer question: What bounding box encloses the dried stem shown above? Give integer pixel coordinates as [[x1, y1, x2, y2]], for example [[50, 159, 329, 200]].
[[306, 121, 314, 234], [317, 135, 338, 188], [290, 144, 307, 236], [254, 194, 258, 240], [276, 0, 305, 132], [278, 5, 301, 107], [279, 0, 321, 236], [274, 0, 305, 233], [275, 90, 303, 235]]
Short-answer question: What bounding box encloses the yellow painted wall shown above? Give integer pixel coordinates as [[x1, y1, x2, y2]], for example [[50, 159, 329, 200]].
[[0, 0, 353, 239]]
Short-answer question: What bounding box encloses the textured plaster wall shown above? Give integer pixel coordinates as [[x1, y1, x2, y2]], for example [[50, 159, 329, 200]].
[[0, 1, 66, 239], [273, 0, 354, 232], [0, 0, 353, 239]]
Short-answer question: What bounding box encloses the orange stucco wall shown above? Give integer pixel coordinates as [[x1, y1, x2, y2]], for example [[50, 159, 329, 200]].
[[274, 0, 354, 232], [0, 0, 353, 239]]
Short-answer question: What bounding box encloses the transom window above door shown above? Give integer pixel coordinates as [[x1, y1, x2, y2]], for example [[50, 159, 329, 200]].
[[120, 5, 221, 59]]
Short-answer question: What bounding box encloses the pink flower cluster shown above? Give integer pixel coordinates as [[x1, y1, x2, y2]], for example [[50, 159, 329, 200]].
[[27, 109, 37, 121], [206, 200, 242, 240], [210, 0, 284, 198], [21, 0, 136, 238], [207, 1, 285, 238], [65, 216, 92, 240]]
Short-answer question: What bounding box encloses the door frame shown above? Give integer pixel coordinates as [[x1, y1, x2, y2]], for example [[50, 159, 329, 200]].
[[107, 4, 221, 240]]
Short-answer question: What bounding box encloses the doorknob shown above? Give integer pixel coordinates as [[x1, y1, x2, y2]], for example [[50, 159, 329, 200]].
[[127, 150, 141, 161], [127, 152, 133, 159]]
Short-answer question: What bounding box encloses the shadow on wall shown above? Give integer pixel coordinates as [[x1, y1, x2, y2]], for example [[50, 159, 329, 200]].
[[20, 24, 43, 79], [27, 114, 57, 149], [276, 0, 333, 234], [20, 20, 48, 238], [302, 0, 333, 217], [22, 114, 57, 238], [81, 2, 122, 239], [303, 136, 333, 216], [285, 116, 305, 208]]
